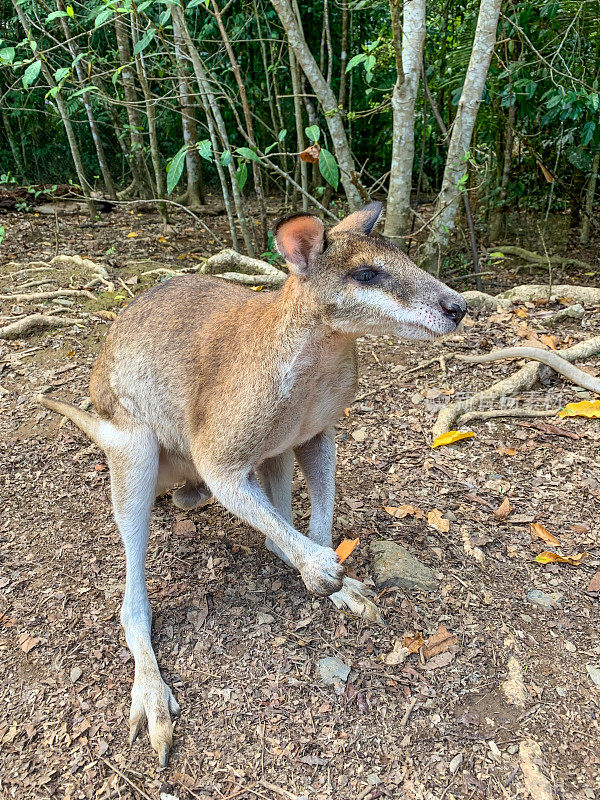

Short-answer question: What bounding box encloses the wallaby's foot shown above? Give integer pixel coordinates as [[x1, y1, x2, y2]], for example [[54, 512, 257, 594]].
[[129, 672, 180, 767], [172, 482, 212, 510], [300, 546, 344, 596], [329, 577, 384, 625], [265, 537, 294, 568]]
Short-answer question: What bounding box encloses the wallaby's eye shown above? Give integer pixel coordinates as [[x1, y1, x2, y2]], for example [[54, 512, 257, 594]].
[[351, 268, 379, 284]]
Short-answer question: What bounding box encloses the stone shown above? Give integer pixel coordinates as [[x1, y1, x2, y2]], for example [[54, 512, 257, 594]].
[[70, 666, 82, 683], [586, 664, 600, 688], [317, 656, 351, 688], [526, 589, 563, 610], [370, 540, 439, 592]]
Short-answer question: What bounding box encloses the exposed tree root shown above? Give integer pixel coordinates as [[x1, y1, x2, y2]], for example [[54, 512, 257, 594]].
[[201, 249, 287, 286], [432, 336, 600, 438], [215, 272, 285, 288], [461, 284, 600, 309], [496, 245, 593, 272], [459, 408, 559, 425], [0, 314, 84, 340], [458, 346, 600, 395], [0, 288, 97, 303]]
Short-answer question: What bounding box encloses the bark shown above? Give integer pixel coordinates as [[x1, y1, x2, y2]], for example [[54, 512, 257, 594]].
[[12, 1, 95, 217], [271, 0, 364, 209], [290, 47, 308, 211], [489, 102, 516, 241], [57, 1, 116, 199], [420, 0, 502, 272], [0, 108, 26, 179], [114, 15, 152, 198], [211, 0, 267, 248], [383, 0, 426, 245], [580, 152, 599, 245], [172, 32, 205, 207], [131, 16, 167, 223], [338, 1, 349, 108]]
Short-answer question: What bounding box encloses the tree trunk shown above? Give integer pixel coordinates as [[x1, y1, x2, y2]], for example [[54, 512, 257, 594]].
[[383, 0, 426, 246], [12, 0, 95, 217], [271, 0, 364, 210], [290, 47, 308, 211], [57, 2, 117, 199], [114, 15, 152, 198], [0, 108, 25, 180], [420, 0, 502, 272], [338, 1, 349, 108], [489, 102, 516, 242], [580, 152, 599, 246]]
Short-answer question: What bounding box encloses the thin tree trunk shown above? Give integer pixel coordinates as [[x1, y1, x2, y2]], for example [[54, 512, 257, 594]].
[[271, 0, 364, 209], [114, 15, 152, 198], [12, 0, 95, 217], [131, 16, 167, 223], [211, 0, 267, 248], [383, 0, 426, 246], [338, 1, 349, 108], [420, 0, 502, 272], [290, 48, 308, 211], [0, 108, 25, 180], [489, 102, 516, 241], [580, 152, 599, 245], [57, 2, 116, 199], [172, 38, 205, 207]]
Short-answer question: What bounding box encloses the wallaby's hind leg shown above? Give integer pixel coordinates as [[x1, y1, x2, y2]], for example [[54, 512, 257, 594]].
[[257, 450, 295, 567], [172, 481, 212, 510], [106, 421, 179, 766]]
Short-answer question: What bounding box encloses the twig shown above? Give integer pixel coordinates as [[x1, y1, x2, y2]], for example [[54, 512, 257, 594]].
[[459, 408, 558, 424], [258, 780, 298, 799], [458, 345, 600, 394], [399, 697, 419, 728], [117, 277, 135, 298], [100, 758, 154, 800]]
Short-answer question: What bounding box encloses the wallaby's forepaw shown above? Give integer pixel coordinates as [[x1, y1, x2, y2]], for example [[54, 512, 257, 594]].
[[300, 546, 344, 596], [329, 577, 384, 625], [129, 672, 180, 767]]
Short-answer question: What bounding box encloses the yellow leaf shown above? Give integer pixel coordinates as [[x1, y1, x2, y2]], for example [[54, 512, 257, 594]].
[[558, 401, 600, 419], [535, 551, 588, 566], [530, 522, 560, 547], [126, 231, 140, 238], [432, 430, 475, 448], [514, 307, 528, 318], [157, 236, 167, 243], [428, 508, 450, 533]]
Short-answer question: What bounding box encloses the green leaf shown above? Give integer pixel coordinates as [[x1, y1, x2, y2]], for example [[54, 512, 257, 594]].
[[0, 226, 5, 246], [22, 60, 41, 88], [0, 47, 15, 64], [187, 0, 209, 7], [46, 10, 69, 22], [94, 7, 115, 28], [345, 53, 366, 72], [278, 128, 287, 142], [305, 125, 320, 143], [66, 4, 74, 16], [133, 28, 155, 56], [166, 144, 188, 194], [158, 9, 170, 25], [318, 148, 338, 190], [236, 161, 248, 191], [236, 146, 260, 161], [220, 149, 231, 166], [54, 67, 70, 83], [582, 121, 596, 148], [196, 139, 212, 161]]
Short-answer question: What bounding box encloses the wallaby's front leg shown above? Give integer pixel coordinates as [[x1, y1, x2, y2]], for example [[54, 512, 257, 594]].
[[296, 429, 383, 624], [257, 451, 294, 567], [294, 429, 336, 547], [202, 465, 344, 596], [108, 425, 179, 766]]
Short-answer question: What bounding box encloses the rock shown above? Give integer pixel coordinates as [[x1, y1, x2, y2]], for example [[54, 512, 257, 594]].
[[351, 428, 367, 442], [257, 612, 274, 625], [586, 664, 600, 688], [449, 753, 463, 774], [317, 656, 351, 688], [370, 540, 439, 592], [526, 589, 563, 610], [70, 666, 82, 683], [540, 303, 585, 327]]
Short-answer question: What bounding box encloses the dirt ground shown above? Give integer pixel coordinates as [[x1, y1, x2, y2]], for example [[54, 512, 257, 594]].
[[1, 204, 600, 800]]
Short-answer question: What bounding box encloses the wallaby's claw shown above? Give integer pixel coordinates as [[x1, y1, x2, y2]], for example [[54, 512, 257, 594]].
[[329, 576, 384, 625], [301, 546, 344, 596], [129, 673, 179, 767]]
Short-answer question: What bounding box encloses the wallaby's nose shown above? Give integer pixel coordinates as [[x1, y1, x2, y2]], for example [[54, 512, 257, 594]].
[[439, 296, 467, 325]]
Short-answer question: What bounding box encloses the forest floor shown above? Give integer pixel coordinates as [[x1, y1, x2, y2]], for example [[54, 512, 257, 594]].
[[1, 201, 600, 800]]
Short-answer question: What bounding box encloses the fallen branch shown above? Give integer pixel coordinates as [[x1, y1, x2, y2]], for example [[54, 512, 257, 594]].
[[0, 314, 84, 339], [0, 288, 97, 303], [459, 408, 559, 424], [432, 336, 600, 438]]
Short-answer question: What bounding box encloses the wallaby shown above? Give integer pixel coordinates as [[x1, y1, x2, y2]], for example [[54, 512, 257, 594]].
[[38, 202, 466, 765]]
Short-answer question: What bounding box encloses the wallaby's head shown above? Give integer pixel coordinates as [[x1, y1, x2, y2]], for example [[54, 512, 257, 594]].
[[275, 201, 466, 339]]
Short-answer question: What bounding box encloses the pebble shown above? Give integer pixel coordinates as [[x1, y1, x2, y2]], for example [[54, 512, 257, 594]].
[[449, 753, 463, 774], [586, 664, 600, 688], [370, 540, 439, 592], [317, 656, 351, 688], [526, 589, 563, 610], [70, 666, 82, 683]]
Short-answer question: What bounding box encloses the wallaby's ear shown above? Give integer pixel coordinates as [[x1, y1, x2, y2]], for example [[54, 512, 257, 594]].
[[274, 213, 326, 274], [331, 201, 383, 236]]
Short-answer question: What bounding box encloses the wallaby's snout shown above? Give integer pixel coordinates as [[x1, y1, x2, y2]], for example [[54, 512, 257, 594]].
[[275, 201, 467, 340]]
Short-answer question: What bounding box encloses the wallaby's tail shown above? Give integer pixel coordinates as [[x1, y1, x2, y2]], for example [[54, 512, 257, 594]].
[[37, 394, 102, 447]]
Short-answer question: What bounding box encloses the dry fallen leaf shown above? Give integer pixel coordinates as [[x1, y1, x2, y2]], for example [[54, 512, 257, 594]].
[[539, 334, 559, 350], [558, 400, 600, 418], [493, 498, 513, 520], [530, 522, 560, 547], [535, 551, 588, 566], [514, 307, 528, 318], [384, 504, 425, 520], [586, 572, 600, 593], [402, 632, 426, 654], [497, 446, 518, 456], [431, 430, 475, 448], [299, 143, 321, 163], [96, 310, 117, 321], [428, 508, 450, 533], [19, 633, 41, 653], [423, 624, 458, 660]]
